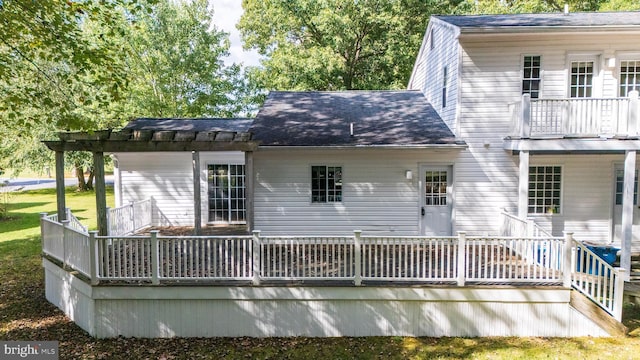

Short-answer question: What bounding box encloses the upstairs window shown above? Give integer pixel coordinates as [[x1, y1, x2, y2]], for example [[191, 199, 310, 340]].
[[620, 60, 640, 97], [528, 166, 561, 214], [442, 66, 448, 108], [522, 55, 541, 99], [429, 28, 435, 50], [570, 61, 594, 98], [311, 166, 342, 203]]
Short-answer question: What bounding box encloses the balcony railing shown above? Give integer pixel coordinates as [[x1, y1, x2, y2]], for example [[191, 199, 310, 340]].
[[510, 91, 639, 138]]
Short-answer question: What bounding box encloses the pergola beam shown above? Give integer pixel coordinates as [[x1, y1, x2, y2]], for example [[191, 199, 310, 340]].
[[44, 140, 259, 152]]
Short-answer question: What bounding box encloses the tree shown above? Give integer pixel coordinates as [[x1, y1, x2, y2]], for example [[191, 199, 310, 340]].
[[239, 0, 463, 91], [120, 0, 258, 119], [0, 0, 145, 131], [0, 0, 259, 189]]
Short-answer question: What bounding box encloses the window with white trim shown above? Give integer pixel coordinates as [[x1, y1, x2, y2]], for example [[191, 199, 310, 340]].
[[620, 60, 640, 97], [442, 66, 448, 108], [570, 61, 594, 98], [208, 164, 246, 223], [528, 166, 561, 214], [615, 169, 638, 205], [522, 55, 541, 99], [311, 166, 342, 203]]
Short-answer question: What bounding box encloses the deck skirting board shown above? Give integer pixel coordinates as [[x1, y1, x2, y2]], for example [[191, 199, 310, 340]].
[[43, 258, 609, 338]]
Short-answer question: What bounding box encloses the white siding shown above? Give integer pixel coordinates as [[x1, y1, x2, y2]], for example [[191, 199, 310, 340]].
[[114, 152, 244, 227], [253, 148, 459, 235], [450, 32, 640, 236], [409, 19, 459, 132], [43, 258, 611, 338]]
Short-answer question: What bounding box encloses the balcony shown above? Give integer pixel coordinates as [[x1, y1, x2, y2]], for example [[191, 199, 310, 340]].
[[509, 91, 639, 139]]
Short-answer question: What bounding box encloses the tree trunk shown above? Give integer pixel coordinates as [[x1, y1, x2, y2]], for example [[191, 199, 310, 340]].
[[86, 169, 94, 191], [75, 164, 89, 191]]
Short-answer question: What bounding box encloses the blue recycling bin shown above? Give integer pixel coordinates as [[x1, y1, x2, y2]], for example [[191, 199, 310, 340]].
[[576, 245, 619, 275]]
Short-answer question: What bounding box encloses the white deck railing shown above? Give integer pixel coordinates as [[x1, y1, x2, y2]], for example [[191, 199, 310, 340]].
[[572, 241, 625, 320], [500, 211, 625, 320], [41, 213, 91, 278], [500, 210, 553, 237], [107, 199, 152, 236], [41, 210, 627, 321], [510, 91, 639, 138], [88, 231, 571, 286]]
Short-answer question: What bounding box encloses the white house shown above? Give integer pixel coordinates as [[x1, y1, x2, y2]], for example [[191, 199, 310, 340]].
[[408, 11, 640, 270], [40, 11, 640, 338]]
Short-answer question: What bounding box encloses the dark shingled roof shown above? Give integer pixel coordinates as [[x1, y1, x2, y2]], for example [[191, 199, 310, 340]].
[[250, 91, 461, 147], [124, 118, 253, 133], [435, 11, 640, 31]]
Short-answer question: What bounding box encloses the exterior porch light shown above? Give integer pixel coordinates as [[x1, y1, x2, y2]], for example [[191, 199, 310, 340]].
[[405, 170, 413, 180]]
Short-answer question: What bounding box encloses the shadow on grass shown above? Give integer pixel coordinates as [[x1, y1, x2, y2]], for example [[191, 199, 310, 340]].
[[0, 211, 49, 234], [5, 202, 49, 212]]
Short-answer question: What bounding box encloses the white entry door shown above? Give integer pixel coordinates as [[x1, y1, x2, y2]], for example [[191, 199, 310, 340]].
[[420, 166, 452, 236], [612, 167, 640, 245]]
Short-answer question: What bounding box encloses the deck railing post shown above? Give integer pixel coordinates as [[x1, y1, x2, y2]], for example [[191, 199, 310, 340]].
[[89, 231, 99, 285], [105, 207, 111, 236], [521, 94, 531, 138], [457, 231, 466, 287], [252, 230, 261, 285], [130, 201, 136, 233], [525, 218, 535, 237], [614, 267, 626, 321], [150, 230, 160, 285], [628, 90, 638, 135], [61, 220, 70, 269], [354, 230, 362, 286], [40, 212, 48, 250], [563, 232, 574, 288]]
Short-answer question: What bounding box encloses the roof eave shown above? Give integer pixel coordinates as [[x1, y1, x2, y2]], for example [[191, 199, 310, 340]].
[[257, 143, 468, 150], [458, 25, 640, 34]]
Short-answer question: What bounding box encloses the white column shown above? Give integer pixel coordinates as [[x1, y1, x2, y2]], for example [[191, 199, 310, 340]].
[[192, 151, 201, 235], [518, 150, 530, 219], [621, 150, 636, 280]]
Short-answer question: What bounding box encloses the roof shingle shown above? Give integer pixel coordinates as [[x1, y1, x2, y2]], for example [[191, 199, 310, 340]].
[[250, 91, 460, 146]]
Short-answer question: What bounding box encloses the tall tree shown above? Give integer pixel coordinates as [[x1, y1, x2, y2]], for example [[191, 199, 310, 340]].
[[120, 0, 257, 119], [239, 0, 462, 91]]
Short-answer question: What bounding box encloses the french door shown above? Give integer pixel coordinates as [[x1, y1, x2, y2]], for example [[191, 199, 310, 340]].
[[207, 164, 246, 223]]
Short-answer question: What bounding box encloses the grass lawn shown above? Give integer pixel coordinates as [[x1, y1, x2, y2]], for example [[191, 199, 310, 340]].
[[2, 187, 640, 359]]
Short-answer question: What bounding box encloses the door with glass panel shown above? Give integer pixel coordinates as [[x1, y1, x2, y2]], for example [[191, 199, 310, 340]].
[[208, 164, 246, 223], [612, 167, 640, 245], [420, 166, 452, 236]]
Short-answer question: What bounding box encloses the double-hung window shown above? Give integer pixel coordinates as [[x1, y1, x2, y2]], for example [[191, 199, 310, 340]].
[[570, 61, 594, 98], [528, 166, 561, 214], [522, 55, 541, 99], [311, 166, 342, 203], [620, 60, 640, 97]]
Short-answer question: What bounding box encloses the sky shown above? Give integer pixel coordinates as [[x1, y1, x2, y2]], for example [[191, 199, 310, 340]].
[[210, 0, 261, 67]]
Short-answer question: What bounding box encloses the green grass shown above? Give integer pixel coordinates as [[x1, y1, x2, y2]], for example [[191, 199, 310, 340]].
[[2, 187, 640, 359]]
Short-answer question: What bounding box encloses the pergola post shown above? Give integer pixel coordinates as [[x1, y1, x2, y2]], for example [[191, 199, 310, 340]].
[[620, 150, 636, 281], [55, 151, 66, 221], [93, 152, 108, 236], [192, 151, 202, 235], [245, 151, 254, 232]]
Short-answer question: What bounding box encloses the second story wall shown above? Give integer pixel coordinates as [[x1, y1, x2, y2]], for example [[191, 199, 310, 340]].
[[458, 32, 640, 139], [409, 19, 459, 134]]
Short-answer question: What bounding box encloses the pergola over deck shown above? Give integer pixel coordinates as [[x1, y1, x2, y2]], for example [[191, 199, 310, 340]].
[[43, 119, 259, 236]]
